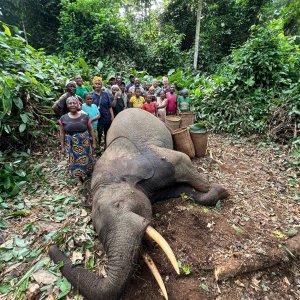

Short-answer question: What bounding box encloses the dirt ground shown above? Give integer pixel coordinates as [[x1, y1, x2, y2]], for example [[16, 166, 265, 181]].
[[0, 134, 299, 300]]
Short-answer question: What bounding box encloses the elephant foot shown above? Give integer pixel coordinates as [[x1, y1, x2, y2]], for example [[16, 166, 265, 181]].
[[193, 184, 229, 206]]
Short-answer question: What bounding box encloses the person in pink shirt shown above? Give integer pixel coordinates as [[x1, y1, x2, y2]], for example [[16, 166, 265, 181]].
[[166, 84, 177, 115]]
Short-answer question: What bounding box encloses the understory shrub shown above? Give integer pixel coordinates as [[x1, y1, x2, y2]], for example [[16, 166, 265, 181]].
[[192, 25, 300, 145], [0, 24, 92, 150]]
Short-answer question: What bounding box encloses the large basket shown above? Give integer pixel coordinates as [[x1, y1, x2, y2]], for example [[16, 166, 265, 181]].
[[190, 131, 208, 157], [180, 112, 195, 128], [165, 116, 181, 133], [172, 127, 195, 158]]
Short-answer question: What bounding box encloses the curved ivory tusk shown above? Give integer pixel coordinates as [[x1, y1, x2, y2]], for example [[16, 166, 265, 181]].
[[145, 226, 180, 275], [143, 253, 168, 300]]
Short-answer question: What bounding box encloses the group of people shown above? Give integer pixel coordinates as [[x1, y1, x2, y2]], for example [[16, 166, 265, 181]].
[[52, 74, 192, 183]]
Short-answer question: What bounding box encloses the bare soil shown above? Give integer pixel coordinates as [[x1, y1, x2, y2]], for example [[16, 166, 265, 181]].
[[1, 134, 299, 300]]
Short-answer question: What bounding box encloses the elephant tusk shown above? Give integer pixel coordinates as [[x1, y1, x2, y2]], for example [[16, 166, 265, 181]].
[[145, 226, 180, 275], [142, 253, 168, 300]]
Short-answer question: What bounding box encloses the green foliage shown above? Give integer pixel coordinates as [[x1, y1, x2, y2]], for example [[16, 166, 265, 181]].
[[58, 1, 185, 76], [0, 151, 43, 199], [192, 25, 300, 144], [0, 0, 61, 52], [0, 23, 90, 149], [162, 0, 268, 71], [58, 0, 140, 69], [137, 22, 186, 75], [262, 0, 300, 37]]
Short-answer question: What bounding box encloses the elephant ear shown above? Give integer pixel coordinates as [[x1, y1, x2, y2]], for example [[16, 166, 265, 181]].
[[100, 137, 155, 182]]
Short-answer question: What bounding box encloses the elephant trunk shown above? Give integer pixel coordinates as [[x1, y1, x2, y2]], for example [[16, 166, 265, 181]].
[[49, 212, 150, 300]]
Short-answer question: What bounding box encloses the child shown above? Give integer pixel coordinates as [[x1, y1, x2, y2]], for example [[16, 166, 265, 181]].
[[177, 88, 191, 113], [82, 92, 100, 132], [148, 86, 157, 102], [129, 87, 145, 108], [74, 75, 89, 100], [142, 94, 157, 116]]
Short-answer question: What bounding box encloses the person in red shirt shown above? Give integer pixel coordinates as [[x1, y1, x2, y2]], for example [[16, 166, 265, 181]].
[[166, 84, 177, 115], [142, 94, 157, 116]]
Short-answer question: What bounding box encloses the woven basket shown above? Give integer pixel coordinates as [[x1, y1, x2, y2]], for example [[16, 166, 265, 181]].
[[190, 131, 208, 157], [172, 127, 195, 158], [179, 112, 195, 128], [165, 116, 181, 133]]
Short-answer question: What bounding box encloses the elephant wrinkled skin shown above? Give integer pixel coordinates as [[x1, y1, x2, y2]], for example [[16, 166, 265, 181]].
[[49, 108, 229, 300]]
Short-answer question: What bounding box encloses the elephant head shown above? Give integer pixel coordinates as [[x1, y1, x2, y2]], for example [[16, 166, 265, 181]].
[[49, 182, 180, 300]]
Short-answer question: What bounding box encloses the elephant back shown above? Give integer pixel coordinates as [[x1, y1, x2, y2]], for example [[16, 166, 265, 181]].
[[107, 109, 173, 149]]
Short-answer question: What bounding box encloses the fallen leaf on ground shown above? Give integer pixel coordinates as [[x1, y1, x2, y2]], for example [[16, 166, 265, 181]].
[[32, 269, 58, 285], [71, 251, 83, 263]]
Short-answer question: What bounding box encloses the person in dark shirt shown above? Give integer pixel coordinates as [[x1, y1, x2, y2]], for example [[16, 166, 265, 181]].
[[91, 76, 114, 149], [111, 85, 125, 117], [125, 74, 135, 93], [58, 96, 96, 183], [116, 75, 123, 87], [52, 80, 82, 118]]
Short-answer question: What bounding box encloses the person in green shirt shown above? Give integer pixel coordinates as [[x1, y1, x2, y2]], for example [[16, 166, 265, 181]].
[[177, 88, 191, 113], [74, 75, 89, 99]]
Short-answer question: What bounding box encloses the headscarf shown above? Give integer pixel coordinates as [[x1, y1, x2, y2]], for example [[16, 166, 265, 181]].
[[92, 76, 102, 84]]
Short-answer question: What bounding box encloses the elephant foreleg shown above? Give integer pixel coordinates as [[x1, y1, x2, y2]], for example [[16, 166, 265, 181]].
[[151, 146, 229, 205], [151, 183, 228, 206]]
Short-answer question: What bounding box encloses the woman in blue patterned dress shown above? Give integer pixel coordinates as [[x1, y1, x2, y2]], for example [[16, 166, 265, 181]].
[[58, 96, 96, 182]]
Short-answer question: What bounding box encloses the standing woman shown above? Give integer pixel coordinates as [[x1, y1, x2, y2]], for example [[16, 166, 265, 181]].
[[91, 76, 114, 149], [177, 88, 191, 113], [59, 96, 96, 182]]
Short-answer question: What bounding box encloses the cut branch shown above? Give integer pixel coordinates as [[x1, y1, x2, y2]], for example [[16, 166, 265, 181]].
[[215, 234, 300, 281]]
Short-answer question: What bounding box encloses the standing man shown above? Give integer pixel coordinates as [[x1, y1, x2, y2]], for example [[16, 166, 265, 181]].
[[52, 80, 82, 118], [151, 79, 162, 96], [162, 76, 170, 94], [128, 77, 145, 95], [125, 74, 135, 93], [106, 75, 116, 101], [116, 75, 123, 87]]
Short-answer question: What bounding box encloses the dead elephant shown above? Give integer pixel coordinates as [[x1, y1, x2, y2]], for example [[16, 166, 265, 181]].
[[49, 108, 229, 300]]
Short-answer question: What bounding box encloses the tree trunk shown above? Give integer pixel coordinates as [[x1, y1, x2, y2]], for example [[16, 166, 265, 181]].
[[21, 18, 28, 45], [193, 0, 203, 70]]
